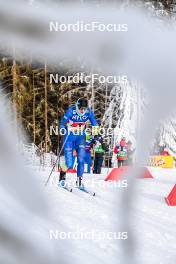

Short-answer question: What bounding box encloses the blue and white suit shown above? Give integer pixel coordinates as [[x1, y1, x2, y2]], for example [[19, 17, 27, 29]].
[[60, 106, 97, 177]]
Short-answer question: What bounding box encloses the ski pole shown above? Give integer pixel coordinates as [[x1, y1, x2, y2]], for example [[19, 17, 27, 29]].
[[45, 133, 69, 186]]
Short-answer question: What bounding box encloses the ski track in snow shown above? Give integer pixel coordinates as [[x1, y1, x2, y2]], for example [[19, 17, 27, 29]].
[[31, 166, 176, 264]]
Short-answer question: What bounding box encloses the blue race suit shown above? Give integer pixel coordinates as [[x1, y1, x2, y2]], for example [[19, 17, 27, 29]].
[[60, 106, 98, 177]]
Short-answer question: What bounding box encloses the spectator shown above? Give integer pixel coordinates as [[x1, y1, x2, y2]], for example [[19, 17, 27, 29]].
[[93, 134, 108, 174], [114, 137, 128, 167], [160, 147, 170, 156]]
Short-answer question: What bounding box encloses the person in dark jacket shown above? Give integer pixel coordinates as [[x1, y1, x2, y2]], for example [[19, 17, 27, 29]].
[[93, 134, 107, 174]]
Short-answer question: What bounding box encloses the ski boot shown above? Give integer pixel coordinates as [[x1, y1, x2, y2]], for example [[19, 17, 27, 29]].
[[59, 170, 66, 187]]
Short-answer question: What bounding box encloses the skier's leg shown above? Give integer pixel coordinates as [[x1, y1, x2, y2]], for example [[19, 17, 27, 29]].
[[76, 135, 86, 178], [84, 152, 88, 173], [97, 156, 103, 174], [87, 152, 92, 173], [64, 135, 75, 169], [59, 135, 74, 182], [96, 156, 101, 174], [96, 157, 100, 173], [93, 156, 98, 173], [85, 151, 92, 173]]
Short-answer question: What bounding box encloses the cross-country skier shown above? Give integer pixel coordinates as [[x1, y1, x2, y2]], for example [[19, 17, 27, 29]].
[[59, 98, 98, 187]]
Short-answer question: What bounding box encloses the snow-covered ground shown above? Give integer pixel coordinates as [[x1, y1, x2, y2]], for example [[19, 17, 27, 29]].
[[35, 166, 176, 264]]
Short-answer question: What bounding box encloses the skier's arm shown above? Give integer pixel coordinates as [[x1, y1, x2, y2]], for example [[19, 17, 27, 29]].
[[60, 108, 72, 129]]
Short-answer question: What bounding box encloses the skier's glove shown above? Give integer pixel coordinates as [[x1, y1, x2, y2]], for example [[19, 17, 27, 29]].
[[92, 126, 99, 136]]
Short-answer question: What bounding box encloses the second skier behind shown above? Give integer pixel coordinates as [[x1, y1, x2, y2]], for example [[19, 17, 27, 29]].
[[93, 134, 108, 174]]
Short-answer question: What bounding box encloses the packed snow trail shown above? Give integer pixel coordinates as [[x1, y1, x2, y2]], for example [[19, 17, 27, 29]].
[[36, 166, 176, 264]]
